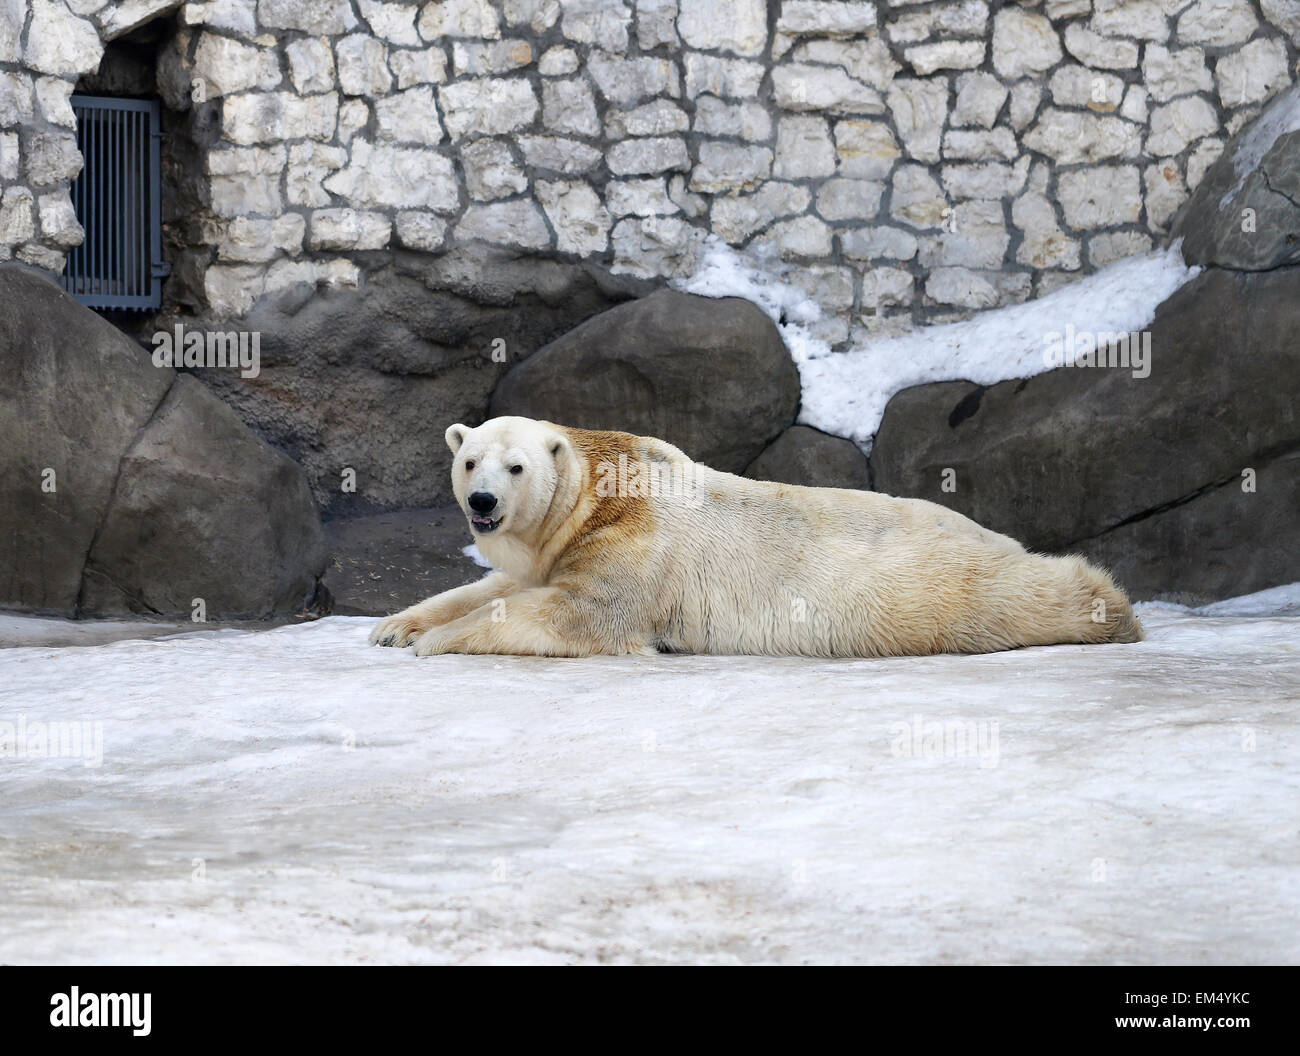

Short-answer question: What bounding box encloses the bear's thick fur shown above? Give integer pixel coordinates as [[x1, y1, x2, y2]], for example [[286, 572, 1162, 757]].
[[370, 416, 1143, 657]]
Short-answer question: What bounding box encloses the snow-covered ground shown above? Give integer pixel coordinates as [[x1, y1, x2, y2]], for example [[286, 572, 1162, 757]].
[[1, 592, 1297, 964]]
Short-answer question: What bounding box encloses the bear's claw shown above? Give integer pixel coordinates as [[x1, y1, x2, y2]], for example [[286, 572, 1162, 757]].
[[369, 617, 426, 647]]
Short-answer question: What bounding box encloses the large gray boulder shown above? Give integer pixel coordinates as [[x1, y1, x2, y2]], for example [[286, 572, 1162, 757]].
[[870, 266, 1300, 603], [0, 264, 328, 619], [188, 249, 647, 517], [1080, 451, 1300, 605], [745, 425, 872, 490], [1168, 85, 1300, 270], [490, 289, 799, 472]]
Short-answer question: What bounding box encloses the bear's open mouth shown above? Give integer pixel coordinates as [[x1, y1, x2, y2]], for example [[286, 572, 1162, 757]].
[[471, 514, 503, 533]]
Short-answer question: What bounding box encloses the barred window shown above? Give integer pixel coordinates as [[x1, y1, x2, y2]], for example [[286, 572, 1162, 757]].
[[62, 95, 165, 311]]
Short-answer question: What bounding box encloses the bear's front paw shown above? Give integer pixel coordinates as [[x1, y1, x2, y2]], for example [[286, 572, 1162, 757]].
[[411, 626, 457, 657], [369, 612, 429, 648]]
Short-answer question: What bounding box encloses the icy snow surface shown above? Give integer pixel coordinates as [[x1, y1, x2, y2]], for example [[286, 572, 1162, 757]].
[[673, 239, 1200, 451], [1, 598, 1297, 964]]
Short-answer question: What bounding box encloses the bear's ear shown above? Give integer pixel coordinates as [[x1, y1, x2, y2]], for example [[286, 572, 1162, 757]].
[[445, 423, 470, 454], [547, 431, 570, 460]]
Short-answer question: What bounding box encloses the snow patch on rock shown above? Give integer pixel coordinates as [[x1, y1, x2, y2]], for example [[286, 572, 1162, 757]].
[[675, 238, 1200, 452]]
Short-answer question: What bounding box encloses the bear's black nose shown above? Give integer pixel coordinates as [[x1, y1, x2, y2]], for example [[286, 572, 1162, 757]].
[[468, 491, 497, 514]]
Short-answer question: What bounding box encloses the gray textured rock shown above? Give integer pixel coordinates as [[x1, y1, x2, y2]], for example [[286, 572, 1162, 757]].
[[744, 425, 872, 490], [635, 0, 678, 49], [389, 44, 449, 87], [0, 187, 35, 242], [1090, 0, 1169, 42], [79, 373, 330, 619], [518, 135, 603, 173], [1063, 23, 1139, 69], [542, 76, 599, 135], [456, 200, 551, 249], [710, 182, 811, 242], [559, 0, 629, 49], [815, 178, 884, 221], [1215, 38, 1289, 109], [952, 72, 1007, 130], [588, 52, 679, 104], [1142, 43, 1212, 103], [870, 266, 1300, 602], [678, 0, 768, 57], [1077, 452, 1300, 606], [24, 0, 103, 76], [259, 0, 357, 35], [840, 225, 919, 261], [1144, 160, 1187, 234], [1023, 110, 1142, 165], [608, 136, 690, 176], [535, 180, 610, 254], [374, 85, 444, 144], [335, 33, 393, 96], [359, 0, 421, 44], [991, 8, 1061, 79], [462, 138, 528, 200], [418, 0, 501, 39], [924, 266, 999, 308], [0, 264, 327, 619], [905, 41, 986, 76], [25, 131, 82, 186], [605, 99, 689, 137], [772, 63, 885, 114], [610, 215, 708, 277], [439, 76, 539, 137], [606, 178, 678, 217], [222, 90, 339, 145], [1147, 96, 1218, 157], [1058, 166, 1142, 228], [754, 214, 833, 259], [1168, 87, 1300, 271], [917, 199, 1008, 269], [286, 36, 336, 94], [775, 115, 837, 178], [833, 119, 902, 179], [452, 37, 534, 75], [886, 78, 949, 164], [691, 142, 773, 193], [791, 37, 899, 91], [860, 266, 916, 308], [322, 141, 459, 211], [490, 289, 799, 472], [682, 52, 764, 99], [192, 33, 282, 96], [890, 164, 948, 228], [694, 96, 771, 141], [1176, 0, 1257, 47], [188, 254, 646, 517]]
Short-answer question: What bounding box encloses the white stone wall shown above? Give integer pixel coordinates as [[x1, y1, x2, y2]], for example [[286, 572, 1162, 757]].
[[2, 0, 1298, 338]]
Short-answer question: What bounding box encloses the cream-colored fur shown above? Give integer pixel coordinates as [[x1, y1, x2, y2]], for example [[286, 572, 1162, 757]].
[[370, 416, 1143, 658]]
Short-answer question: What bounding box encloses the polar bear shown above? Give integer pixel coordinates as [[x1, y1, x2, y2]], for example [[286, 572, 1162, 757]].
[[370, 416, 1143, 658]]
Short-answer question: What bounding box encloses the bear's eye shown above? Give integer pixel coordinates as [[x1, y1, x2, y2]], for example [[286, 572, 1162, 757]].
[[464, 460, 475, 471], [510, 464, 523, 475]]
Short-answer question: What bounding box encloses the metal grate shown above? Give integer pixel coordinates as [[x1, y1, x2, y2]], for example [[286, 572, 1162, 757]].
[[62, 95, 165, 311]]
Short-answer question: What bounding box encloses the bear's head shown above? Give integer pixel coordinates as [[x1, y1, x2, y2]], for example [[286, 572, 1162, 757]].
[[445, 417, 580, 546]]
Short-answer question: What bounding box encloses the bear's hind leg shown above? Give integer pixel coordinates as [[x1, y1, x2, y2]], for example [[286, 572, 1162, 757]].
[[1065, 555, 1144, 644], [981, 553, 1144, 650]]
